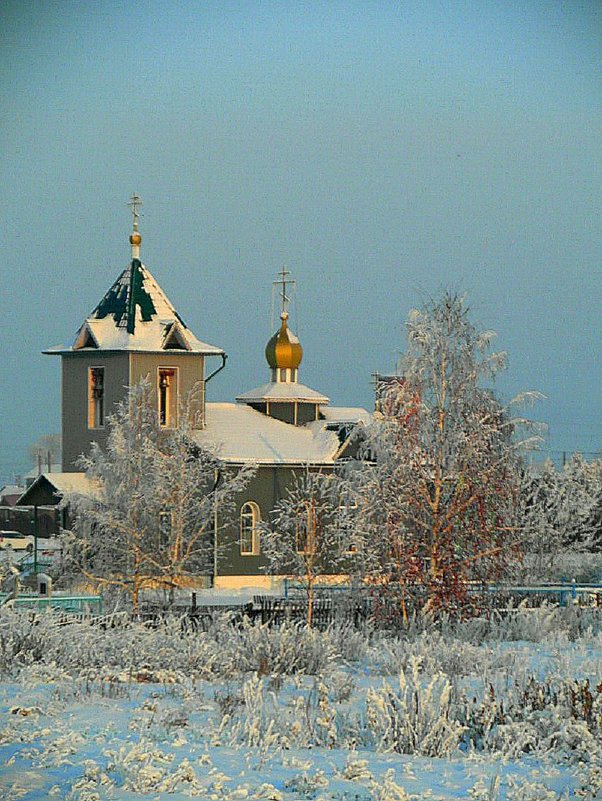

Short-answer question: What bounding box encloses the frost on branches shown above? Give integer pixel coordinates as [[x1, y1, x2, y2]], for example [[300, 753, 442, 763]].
[[349, 293, 541, 620], [62, 380, 253, 610], [260, 469, 351, 626], [520, 454, 602, 581]]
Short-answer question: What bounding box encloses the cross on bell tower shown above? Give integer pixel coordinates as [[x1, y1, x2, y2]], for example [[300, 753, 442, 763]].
[[127, 193, 143, 259]]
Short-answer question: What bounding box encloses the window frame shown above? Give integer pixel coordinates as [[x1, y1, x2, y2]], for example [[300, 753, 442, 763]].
[[296, 502, 316, 555], [158, 366, 178, 428], [240, 501, 261, 556], [159, 509, 173, 551], [87, 366, 105, 430], [337, 493, 360, 555]]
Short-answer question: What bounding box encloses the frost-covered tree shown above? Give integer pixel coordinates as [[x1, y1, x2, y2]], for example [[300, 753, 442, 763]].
[[62, 380, 252, 611], [261, 469, 350, 626], [520, 455, 602, 579], [350, 293, 541, 620]]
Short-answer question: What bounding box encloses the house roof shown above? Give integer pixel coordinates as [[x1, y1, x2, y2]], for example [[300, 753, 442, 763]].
[[15, 407, 372, 499], [319, 406, 373, 425], [44, 260, 223, 356], [1, 485, 24, 496], [236, 381, 330, 404], [0, 485, 25, 506], [193, 402, 369, 465], [16, 473, 98, 506]]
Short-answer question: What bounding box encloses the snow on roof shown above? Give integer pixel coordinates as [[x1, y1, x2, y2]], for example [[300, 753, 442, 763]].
[[236, 382, 329, 404], [40, 473, 96, 495], [44, 260, 223, 356], [194, 403, 369, 465], [319, 406, 373, 425], [17, 472, 98, 505], [1, 485, 24, 494]]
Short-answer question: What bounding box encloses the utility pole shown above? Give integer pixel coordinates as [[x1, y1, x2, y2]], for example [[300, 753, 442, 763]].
[[32, 505, 39, 574]]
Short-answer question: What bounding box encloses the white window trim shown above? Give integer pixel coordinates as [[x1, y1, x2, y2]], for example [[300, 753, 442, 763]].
[[296, 504, 316, 555], [157, 366, 179, 428], [338, 497, 359, 555], [87, 366, 105, 430], [240, 501, 261, 556]]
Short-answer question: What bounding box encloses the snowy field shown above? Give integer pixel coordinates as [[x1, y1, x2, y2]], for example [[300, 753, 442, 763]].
[[1, 606, 601, 800]]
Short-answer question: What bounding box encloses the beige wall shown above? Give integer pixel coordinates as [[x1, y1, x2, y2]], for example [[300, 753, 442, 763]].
[[61, 351, 206, 471], [129, 353, 205, 427], [62, 352, 130, 471]]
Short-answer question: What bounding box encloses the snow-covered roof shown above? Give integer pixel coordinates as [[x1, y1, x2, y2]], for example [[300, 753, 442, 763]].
[[319, 406, 373, 425], [17, 472, 98, 505], [0, 485, 24, 505], [1, 485, 24, 495], [193, 403, 368, 465], [236, 382, 329, 404], [44, 260, 223, 356]]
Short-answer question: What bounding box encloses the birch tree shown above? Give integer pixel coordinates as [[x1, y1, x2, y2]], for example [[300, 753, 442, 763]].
[[63, 380, 252, 611], [351, 292, 541, 620]]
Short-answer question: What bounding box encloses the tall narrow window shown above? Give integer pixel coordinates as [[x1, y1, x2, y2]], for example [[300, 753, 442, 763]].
[[338, 493, 359, 554], [159, 509, 172, 551], [88, 367, 105, 429], [240, 502, 260, 555], [158, 368, 177, 427], [296, 502, 316, 554]]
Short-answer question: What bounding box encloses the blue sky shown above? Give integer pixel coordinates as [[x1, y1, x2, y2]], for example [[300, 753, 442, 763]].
[[1, 0, 600, 480]]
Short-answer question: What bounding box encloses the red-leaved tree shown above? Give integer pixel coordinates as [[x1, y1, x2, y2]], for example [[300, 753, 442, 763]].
[[350, 293, 541, 621]]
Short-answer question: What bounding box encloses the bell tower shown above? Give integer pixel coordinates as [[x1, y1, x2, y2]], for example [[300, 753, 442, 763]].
[[44, 196, 226, 470]]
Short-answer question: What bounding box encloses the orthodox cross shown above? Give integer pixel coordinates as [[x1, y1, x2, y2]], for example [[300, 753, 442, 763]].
[[127, 193, 143, 231], [273, 266, 296, 316]]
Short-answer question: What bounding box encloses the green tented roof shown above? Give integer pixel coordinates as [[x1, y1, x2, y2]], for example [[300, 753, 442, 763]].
[[45, 260, 224, 355]]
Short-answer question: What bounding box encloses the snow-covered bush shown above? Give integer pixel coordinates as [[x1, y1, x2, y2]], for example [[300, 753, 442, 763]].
[[369, 629, 491, 678], [217, 618, 339, 676], [0, 610, 348, 679], [452, 602, 602, 643], [0, 609, 48, 673], [365, 656, 464, 756], [2, 607, 601, 800]]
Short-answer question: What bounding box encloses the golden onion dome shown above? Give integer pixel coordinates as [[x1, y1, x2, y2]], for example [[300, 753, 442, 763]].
[[265, 312, 303, 370]]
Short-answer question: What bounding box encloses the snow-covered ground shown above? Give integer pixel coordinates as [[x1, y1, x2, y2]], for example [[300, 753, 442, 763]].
[[1, 606, 601, 800]]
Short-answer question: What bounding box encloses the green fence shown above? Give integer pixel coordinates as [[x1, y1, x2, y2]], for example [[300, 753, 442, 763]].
[[0, 594, 103, 613]]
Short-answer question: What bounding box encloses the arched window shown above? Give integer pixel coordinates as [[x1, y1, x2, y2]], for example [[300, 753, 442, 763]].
[[240, 502, 261, 555]]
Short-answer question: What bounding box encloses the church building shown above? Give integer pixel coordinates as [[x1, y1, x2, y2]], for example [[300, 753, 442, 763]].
[[21, 197, 370, 589]]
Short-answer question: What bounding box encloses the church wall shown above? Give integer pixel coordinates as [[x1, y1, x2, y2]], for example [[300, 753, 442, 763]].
[[129, 353, 205, 426], [265, 402, 319, 426], [216, 464, 333, 578], [216, 465, 296, 577], [296, 403, 319, 425], [267, 404, 295, 425], [61, 352, 130, 471]]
